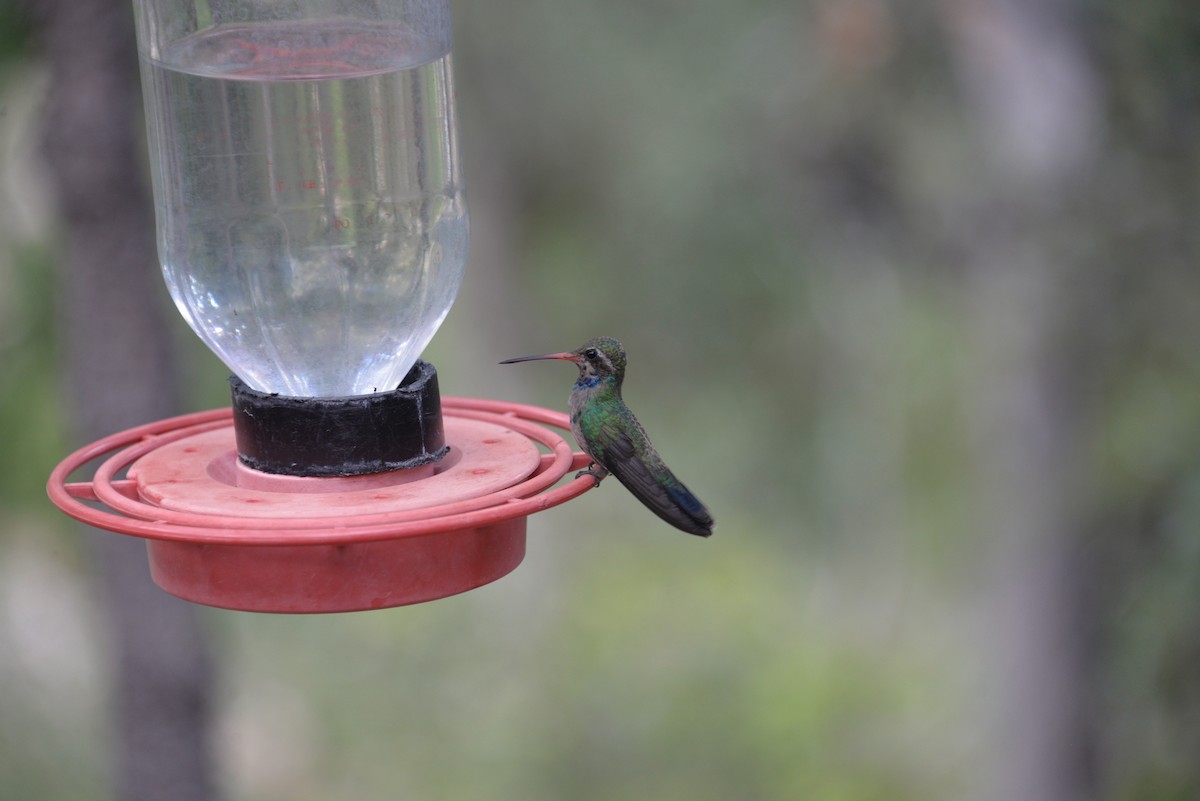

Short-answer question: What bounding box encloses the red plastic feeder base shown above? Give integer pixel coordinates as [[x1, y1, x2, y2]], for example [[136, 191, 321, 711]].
[[47, 398, 595, 613]]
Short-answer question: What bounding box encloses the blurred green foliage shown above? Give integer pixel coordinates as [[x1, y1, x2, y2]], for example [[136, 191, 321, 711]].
[[4, 1, 1200, 800], [0, 244, 64, 510]]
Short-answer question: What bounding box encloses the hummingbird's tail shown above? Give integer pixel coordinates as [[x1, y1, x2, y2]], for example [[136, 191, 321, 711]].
[[613, 466, 714, 537], [664, 483, 715, 537]]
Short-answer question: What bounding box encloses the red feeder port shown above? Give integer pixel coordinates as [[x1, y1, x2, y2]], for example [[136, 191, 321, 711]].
[[47, 397, 596, 613]]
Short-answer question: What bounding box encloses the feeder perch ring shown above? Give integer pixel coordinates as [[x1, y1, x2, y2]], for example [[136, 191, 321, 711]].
[[47, 397, 597, 613]]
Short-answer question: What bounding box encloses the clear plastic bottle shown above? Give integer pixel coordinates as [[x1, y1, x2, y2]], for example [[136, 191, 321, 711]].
[[134, 1, 467, 397]]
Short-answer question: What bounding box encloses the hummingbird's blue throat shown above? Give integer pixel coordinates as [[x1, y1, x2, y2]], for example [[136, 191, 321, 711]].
[[574, 375, 602, 390]]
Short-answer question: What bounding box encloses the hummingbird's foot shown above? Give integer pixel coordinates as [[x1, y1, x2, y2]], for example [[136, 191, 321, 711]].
[[575, 464, 608, 487]]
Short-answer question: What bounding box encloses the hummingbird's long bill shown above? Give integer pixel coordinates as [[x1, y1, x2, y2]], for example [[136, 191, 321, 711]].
[[498, 352, 576, 364]]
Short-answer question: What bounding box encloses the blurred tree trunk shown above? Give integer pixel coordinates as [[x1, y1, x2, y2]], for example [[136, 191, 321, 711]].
[[942, 1, 1102, 800], [34, 1, 219, 800]]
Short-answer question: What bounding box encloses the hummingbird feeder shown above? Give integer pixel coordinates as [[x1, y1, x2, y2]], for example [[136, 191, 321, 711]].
[[46, 0, 597, 613]]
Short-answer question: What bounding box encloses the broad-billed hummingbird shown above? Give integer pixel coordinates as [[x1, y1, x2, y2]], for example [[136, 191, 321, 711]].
[[500, 336, 714, 537]]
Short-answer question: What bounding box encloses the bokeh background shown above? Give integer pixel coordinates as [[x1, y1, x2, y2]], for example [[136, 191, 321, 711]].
[[4, 0, 1200, 799]]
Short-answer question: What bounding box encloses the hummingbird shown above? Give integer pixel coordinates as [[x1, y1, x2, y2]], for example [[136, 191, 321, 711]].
[[500, 336, 713, 537]]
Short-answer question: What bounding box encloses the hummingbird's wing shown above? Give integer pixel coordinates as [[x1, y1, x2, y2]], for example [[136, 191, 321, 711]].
[[591, 418, 714, 538]]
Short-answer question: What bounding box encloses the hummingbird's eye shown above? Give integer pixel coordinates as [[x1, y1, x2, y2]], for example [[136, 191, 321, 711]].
[[584, 348, 598, 360]]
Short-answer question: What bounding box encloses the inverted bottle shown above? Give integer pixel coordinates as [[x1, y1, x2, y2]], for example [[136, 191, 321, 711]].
[[134, 1, 468, 397]]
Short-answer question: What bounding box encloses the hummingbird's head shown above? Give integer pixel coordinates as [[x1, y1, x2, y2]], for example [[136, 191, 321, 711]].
[[500, 336, 627, 386], [571, 337, 626, 382]]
